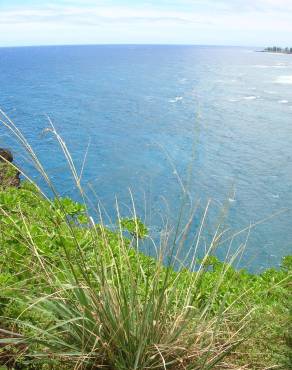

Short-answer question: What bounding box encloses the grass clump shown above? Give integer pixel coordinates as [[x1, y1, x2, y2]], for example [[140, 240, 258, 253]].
[[0, 182, 290, 370], [0, 112, 291, 369]]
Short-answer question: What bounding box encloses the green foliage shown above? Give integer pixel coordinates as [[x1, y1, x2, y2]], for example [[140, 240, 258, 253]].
[[0, 182, 291, 369], [120, 217, 149, 239]]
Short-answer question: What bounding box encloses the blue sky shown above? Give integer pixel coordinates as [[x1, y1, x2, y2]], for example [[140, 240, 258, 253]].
[[0, 0, 292, 47]]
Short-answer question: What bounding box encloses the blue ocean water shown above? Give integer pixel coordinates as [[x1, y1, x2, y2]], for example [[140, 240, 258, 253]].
[[0, 45, 291, 271]]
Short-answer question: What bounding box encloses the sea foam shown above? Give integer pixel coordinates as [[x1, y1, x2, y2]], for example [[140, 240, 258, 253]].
[[275, 76, 292, 84], [253, 65, 287, 69], [169, 96, 183, 103]]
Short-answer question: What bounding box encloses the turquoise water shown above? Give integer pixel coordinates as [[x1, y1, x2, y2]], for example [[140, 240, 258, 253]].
[[0, 45, 291, 271]]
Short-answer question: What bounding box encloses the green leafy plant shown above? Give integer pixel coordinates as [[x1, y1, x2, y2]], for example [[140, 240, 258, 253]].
[[120, 217, 149, 239], [0, 111, 291, 369]]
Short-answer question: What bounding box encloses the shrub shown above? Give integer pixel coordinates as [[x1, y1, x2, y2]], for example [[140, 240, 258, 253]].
[[0, 112, 290, 369]]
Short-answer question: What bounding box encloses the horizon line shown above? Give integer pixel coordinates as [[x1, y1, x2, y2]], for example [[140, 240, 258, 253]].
[[0, 42, 262, 49]]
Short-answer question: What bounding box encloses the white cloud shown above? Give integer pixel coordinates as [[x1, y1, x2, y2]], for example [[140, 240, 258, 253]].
[[0, 1, 292, 46], [0, 5, 206, 25]]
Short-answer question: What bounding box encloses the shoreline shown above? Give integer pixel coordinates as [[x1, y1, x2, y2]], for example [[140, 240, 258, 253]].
[[257, 50, 292, 55]]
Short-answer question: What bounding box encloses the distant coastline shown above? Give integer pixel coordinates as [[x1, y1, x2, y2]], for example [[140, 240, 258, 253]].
[[260, 46, 292, 54]]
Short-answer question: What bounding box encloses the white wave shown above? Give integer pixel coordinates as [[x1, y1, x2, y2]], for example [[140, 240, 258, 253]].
[[253, 64, 288, 69], [271, 194, 280, 199], [253, 65, 270, 68], [275, 76, 292, 84], [229, 96, 259, 102], [278, 100, 289, 104], [215, 79, 237, 84], [169, 96, 183, 103]]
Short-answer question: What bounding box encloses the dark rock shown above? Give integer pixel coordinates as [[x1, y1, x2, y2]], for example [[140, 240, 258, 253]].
[[0, 148, 21, 188], [0, 148, 13, 163]]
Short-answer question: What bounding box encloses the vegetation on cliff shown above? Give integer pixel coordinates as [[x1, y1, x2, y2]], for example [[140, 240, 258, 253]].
[[0, 115, 291, 369], [0, 177, 290, 369]]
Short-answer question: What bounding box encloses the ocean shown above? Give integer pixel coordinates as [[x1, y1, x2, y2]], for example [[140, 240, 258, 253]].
[[0, 45, 291, 271]]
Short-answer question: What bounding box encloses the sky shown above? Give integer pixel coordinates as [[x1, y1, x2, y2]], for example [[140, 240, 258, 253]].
[[0, 0, 292, 47]]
